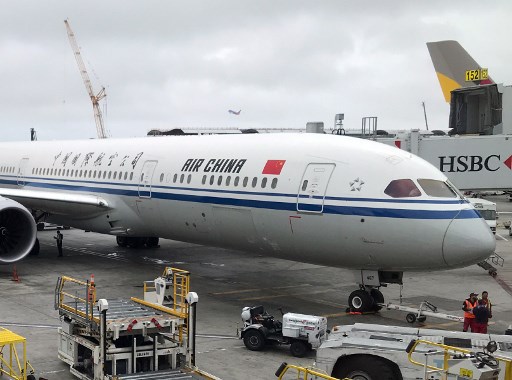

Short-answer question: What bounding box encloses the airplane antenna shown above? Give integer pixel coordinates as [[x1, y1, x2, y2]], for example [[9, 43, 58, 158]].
[[64, 19, 110, 139], [422, 101, 429, 130]]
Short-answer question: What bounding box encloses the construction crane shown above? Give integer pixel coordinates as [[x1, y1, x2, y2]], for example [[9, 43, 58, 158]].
[[64, 19, 109, 139]]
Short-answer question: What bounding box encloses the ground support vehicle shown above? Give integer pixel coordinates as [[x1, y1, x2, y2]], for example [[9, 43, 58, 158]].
[[381, 300, 464, 324], [239, 306, 328, 357], [55, 269, 218, 380], [315, 323, 512, 380], [0, 326, 36, 380]]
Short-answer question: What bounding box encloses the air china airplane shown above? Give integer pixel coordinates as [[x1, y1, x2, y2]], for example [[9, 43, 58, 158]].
[[0, 133, 495, 311]]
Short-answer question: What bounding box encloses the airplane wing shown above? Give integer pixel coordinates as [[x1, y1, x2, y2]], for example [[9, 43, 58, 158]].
[[0, 188, 111, 216]]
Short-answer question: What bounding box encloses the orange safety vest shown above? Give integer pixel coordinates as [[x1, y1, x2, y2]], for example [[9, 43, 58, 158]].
[[464, 299, 478, 319]]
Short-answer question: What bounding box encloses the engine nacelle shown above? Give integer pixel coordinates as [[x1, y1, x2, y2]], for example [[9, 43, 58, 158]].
[[0, 197, 37, 264]]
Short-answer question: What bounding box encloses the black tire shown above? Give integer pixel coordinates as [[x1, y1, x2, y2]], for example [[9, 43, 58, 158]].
[[145, 237, 160, 248], [333, 356, 400, 380], [127, 237, 144, 248], [243, 329, 265, 351], [406, 313, 416, 323], [370, 288, 384, 311], [348, 289, 374, 312], [29, 238, 40, 256], [290, 340, 309, 358], [116, 236, 128, 247], [417, 316, 426, 322]]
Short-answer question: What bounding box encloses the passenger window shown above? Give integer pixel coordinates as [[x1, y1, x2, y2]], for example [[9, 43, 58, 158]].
[[130, 172, 134, 181], [226, 176, 231, 186], [252, 177, 257, 188], [173, 174, 178, 183], [418, 179, 457, 198], [218, 176, 223, 186], [261, 177, 267, 188], [271, 178, 278, 189], [301, 180, 308, 191], [180, 174, 185, 183], [243, 177, 248, 187], [93, 170, 97, 178], [160, 173, 164, 182], [187, 174, 191, 184], [202, 175, 207, 185], [125, 172, 128, 180], [234, 176, 239, 187], [103, 171, 107, 179], [384, 179, 421, 198], [210, 175, 214, 185]]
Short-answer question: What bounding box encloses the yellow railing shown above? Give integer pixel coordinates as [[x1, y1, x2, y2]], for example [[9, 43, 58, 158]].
[[0, 327, 35, 380], [406, 339, 512, 379], [55, 275, 98, 324], [275, 362, 349, 380]]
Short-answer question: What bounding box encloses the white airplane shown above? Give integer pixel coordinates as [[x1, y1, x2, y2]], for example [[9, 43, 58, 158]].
[[0, 133, 495, 311]]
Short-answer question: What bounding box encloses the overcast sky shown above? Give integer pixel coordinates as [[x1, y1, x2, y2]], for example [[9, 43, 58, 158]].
[[1, 1, 510, 141]]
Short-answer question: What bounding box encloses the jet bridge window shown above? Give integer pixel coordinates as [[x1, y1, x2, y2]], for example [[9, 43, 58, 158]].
[[384, 179, 421, 198], [418, 179, 457, 198]]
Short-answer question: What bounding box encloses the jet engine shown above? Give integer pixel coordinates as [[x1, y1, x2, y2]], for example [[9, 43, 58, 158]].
[[0, 197, 37, 264]]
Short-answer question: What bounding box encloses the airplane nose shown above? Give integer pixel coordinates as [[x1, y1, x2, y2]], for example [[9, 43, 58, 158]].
[[442, 210, 496, 267]]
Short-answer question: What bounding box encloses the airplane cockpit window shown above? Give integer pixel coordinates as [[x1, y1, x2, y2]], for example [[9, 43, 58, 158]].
[[417, 179, 457, 198], [384, 179, 421, 198]]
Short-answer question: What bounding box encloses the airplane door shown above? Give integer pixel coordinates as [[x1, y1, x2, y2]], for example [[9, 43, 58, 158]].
[[138, 160, 158, 198], [297, 163, 335, 213], [17, 158, 29, 186]]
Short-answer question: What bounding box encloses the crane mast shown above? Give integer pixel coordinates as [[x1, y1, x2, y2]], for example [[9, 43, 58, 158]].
[[64, 19, 109, 139]]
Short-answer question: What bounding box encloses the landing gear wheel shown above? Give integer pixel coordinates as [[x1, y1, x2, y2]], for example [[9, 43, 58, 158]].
[[127, 237, 144, 248], [417, 316, 426, 323], [116, 236, 128, 247], [333, 356, 399, 380], [370, 288, 384, 311], [145, 237, 160, 248], [406, 313, 416, 323], [243, 329, 265, 351], [348, 289, 374, 312], [37, 223, 45, 231], [290, 340, 309, 357]]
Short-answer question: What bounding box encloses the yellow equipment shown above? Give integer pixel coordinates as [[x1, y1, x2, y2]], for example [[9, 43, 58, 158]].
[[0, 326, 35, 380]]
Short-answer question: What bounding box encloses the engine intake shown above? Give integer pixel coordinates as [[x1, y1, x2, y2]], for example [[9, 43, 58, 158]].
[[0, 197, 37, 263]]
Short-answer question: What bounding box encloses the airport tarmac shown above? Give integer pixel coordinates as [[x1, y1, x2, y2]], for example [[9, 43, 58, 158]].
[[1, 195, 512, 380]]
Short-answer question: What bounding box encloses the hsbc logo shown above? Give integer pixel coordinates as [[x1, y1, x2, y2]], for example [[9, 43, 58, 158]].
[[438, 155, 505, 172]]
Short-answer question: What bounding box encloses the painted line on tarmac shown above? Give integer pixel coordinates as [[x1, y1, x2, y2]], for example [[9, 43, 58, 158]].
[[0, 321, 59, 329], [496, 233, 508, 241], [197, 334, 239, 340], [239, 289, 334, 302], [210, 284, 312, 295], [420, 321, 460, 329]]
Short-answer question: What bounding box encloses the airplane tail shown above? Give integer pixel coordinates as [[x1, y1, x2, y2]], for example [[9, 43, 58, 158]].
[[426, 40, 493, 102]]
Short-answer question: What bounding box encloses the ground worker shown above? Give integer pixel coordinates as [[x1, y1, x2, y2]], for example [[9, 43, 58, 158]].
[[54, 230, 63, 257], [472, 299, 490, 333], [481, 290, 493, 319], [462, 292, 479, 332]]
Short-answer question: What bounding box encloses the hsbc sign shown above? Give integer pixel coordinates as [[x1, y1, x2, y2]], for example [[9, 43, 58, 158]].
[[439, 155, 502, 172]]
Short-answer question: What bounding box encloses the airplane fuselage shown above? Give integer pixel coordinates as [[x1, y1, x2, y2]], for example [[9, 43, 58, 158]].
[[0, 133, 495, 270]]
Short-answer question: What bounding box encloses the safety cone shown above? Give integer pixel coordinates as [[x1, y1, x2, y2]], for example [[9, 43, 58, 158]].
[[11, 265, 20, 282]]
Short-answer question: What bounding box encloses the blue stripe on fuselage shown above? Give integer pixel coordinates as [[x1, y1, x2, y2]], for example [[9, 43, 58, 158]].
[[0, 177, 477, 220]]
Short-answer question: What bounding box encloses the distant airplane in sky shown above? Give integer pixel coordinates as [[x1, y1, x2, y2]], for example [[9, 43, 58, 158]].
[[228, 109, 241, 115]]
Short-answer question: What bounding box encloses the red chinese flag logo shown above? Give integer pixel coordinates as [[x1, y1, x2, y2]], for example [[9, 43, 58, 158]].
[[262, 160, 286, 175]]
